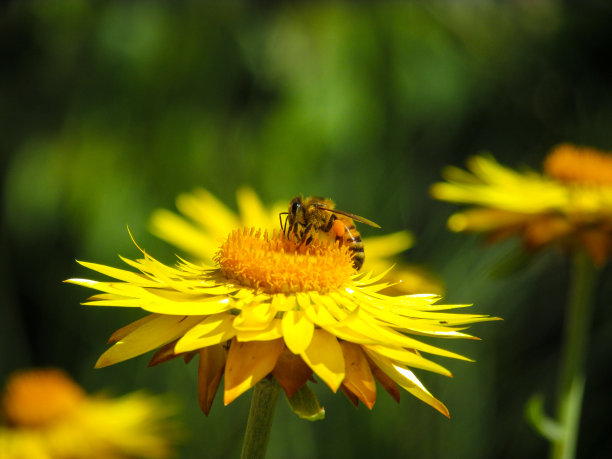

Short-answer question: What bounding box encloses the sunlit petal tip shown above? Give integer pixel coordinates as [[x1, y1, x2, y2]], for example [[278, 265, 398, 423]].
[[65, 277, 98, 288]]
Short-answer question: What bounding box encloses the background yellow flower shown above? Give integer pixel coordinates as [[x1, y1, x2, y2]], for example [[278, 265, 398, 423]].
[[431, 145, 612, 266], [0, 368, 177, 459]]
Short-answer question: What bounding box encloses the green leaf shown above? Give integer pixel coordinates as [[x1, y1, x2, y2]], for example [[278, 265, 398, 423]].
[[286, 385, 325, 421]]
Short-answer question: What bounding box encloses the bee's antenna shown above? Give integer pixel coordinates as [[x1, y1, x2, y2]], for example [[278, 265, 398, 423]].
[[278, 212, 288, 234]]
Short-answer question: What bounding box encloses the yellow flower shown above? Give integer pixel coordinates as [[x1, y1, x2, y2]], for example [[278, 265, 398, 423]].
[[149, 187, 443, 294], [0, 368, 176, 459], [67, 223, 496, 418], [431, 144, 612, 266]]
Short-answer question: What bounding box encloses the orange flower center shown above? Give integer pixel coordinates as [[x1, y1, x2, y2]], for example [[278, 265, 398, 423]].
[[2, 369, 85, 428], [215, 228, 355, 293], [544, 143, 612, 185]]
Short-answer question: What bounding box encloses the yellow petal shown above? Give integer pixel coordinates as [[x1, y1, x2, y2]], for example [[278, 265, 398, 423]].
[[361, 230, 414, 259], [65, 278, 141, 301], [281, 310, 314, 354], [233, 302, 276, 331], [177, 188, 239, 239], [223, 338, 284, 405], [174, 314, 236, 353], [235, 319, 283, 342], [336, 311, 472, 361], [364, 344, 452, 377], [95, 315, 205, 368], [74, 261, 157, 286], [271, 294, 297, 313], [149, 208, 219, 263], [139, 296, 232, 316], [367, 352, 449, 418], [310, 291, 351, 323], [107, 314, 158, 343], [300, 329, 345, 392], [236, 187, 274, 228]]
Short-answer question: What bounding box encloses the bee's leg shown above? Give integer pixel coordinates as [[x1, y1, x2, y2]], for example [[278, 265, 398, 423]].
[[298, 223, 313, 247], [279, 212, 289, 234], [287, 221, 302, 239]]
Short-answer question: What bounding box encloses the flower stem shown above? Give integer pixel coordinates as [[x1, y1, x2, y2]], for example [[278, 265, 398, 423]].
[[241, 378, 281, 459], [551, 251, 598, 459]]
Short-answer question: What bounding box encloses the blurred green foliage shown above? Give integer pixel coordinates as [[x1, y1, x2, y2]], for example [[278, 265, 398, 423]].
[[2, 1, 612, 458]]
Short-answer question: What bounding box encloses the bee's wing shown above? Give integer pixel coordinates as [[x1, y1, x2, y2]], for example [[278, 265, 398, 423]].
[[316, 205, 381, 228]]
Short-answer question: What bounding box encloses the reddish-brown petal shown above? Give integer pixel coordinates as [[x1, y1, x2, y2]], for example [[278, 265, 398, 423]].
[[273, 348, 313, 398], [341, 384, 360, 407], [148, 340, 180, 367], [197, 344, 227, 415], [367, 356, 400, 403]]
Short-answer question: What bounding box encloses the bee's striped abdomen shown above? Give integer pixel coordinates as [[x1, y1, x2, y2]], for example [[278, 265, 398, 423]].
[[345, 224, 365, 270], [333, 220, 365, 271]]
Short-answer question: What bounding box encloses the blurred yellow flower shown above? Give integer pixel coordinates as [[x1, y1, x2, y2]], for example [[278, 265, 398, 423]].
[[0, 368, 176, 459], [149, 187, 443, 295], [68, 214, 496, 418], [431, 144, 612, 266]]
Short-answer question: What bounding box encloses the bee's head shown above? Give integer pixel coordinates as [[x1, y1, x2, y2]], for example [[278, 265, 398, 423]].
[[282, 196, 304, 235], [288, 196, 303, 216]]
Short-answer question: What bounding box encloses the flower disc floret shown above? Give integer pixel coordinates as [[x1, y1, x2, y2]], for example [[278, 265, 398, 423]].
[[216, 228, 355, 294]]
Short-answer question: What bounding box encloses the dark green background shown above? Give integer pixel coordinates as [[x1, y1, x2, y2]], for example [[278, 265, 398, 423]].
[[2, 1, 612, 457]]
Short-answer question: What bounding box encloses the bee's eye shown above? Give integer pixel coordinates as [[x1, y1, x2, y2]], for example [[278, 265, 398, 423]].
[[291, 201, 301, 214]]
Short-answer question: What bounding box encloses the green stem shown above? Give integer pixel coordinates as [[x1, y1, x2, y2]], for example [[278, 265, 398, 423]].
[[550, 251, 598, 459], [241, 378, 281, 459]]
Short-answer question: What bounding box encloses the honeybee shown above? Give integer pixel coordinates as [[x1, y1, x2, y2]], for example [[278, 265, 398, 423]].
[[280, 196, 380, 271]]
